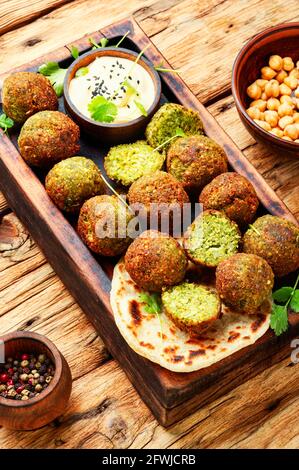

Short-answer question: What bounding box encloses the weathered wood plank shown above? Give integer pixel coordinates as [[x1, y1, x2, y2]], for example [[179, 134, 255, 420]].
[[0, 354, 298, 448], [0, 0, 73, 35], [0, 214, 109, 379], [0, 193, 9, 214]]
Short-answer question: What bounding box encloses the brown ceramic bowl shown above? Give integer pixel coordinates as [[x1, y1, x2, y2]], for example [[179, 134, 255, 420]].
[[64, 47, 162, 144], [0, 331, 72, 430], [232, 22, 299, 157]]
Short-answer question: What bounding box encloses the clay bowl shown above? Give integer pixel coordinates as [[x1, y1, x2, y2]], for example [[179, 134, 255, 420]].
[[0, 331, 72, 430], [64, 47, 161, 144], [232, 22, 299, 158]]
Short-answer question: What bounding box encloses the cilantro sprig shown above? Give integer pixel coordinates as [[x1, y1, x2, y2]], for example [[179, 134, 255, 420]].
[[139, 292, 162, 315], [88, 96, 117, 123], [38, 62, 67, 97], [152, 127, 186, 153], [0, 113, 14, 135], [270, 273, 299, 335], [88, 37, 109, 49]]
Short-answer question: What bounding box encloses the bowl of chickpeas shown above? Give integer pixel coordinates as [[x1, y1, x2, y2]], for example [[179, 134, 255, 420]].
[[232, 22, 299, 156]]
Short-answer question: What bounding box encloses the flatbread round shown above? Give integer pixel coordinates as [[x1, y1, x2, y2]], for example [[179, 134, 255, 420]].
[[111, 259, 271, 372]]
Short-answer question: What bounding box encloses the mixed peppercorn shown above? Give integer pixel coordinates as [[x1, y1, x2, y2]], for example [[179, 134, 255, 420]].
[[0, 353, 55, 401]]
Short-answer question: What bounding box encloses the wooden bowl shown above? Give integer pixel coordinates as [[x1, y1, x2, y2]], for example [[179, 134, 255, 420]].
[[0, 331, 72, 430], [64, 47, 162, 144], [232, 22, 299, 157]]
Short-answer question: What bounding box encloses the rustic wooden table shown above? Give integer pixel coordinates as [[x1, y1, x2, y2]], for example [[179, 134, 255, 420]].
[[0, 0, 298, 449]]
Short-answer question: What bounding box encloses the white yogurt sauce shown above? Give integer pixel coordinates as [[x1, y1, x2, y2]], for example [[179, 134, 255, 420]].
[[69, 56, 156, 123]]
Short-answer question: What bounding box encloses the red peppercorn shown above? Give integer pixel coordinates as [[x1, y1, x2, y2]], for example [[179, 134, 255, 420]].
[[7, 379, 14, 386], [21, 354, 29, 361], [0, 373, 8, 383], [16, 386, 24, 394], [8, 368, 14, 375]]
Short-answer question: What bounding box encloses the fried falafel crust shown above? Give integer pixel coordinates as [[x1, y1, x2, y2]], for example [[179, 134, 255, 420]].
[[18, 110, 80, 167], [199, 172, 259, 226], [2, 72, 58, 123], [216, 253, 274, 314], [125, 230, 188, 292]]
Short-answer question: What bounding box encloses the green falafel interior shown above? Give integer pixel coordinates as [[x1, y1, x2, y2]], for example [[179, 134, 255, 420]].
[[184, 211, 241, 267], [111, 258, 271, 373]]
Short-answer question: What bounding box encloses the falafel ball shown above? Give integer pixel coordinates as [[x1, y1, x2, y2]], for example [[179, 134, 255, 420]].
[[125, 230, 188, 292], [18, 111, 80, 167], [145, 103, 204, 152], [77, 195, 134, 257], [45, 157, 106, 213], [199, 172, 259, 226], [216, 253, 274, 314], [162, 282, 221, 334], [166, 135, 228, 195], [242, 215, 299, 277], [104, 140, 165, 186], [128, 171, 189, 208], [184, 210, 241, 268], [2, 72, 58, 124]]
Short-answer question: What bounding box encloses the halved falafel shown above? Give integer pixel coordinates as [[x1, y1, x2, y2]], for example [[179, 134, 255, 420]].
[[18, 111, 80, 167], [184, 210, 241, 267], [162, 282, 221, 334], [45, 157, 106, 213], [216, 253, 274, 314], [166, 135, 228, 194], [145, 103, 204, 152], [2, 72, 58, 124], [242, 215, 299, 277], [124, 230, 188, 292], [199, 172, 259, 226], [104, 140, 165, 186], [77, 195, 134, 256]]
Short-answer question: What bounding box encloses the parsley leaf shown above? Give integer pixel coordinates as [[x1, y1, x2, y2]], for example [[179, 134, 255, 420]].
[[272, 287, 293, 303], [89, 37, 109, 49], [88, 96, 117, 123], [75, 67, 89, 77], [290, 290, 299, 313], [139, 292, 162, 315], [0, 113, 14, 135], [134, 99, 147, 116], [270, 304, 288, 336], [70, 45, 79, 59], [270, 273, 299, 335], [38, 62, 67, 97]]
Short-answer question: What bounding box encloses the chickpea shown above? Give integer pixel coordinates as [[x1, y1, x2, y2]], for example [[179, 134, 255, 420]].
[[293, 98, 299, 110], [270, 127, 284, 138], [267, 97, 280, 111], [294, 88, 299, 98], [250, 99, 267, 111], [261, 91, 267, 101], [279, 83, 292, 96], [261, 66, 276, 80], [294, 123, 299, 132], [256, 79, 268, 90], [284, 124, 298, 140], [265, 79, 280, 98], [280, 95, 295, 107], [247, 82, 262, 100], [264, 110, 278, 127], [276, 69, 288, 83], [282, 135, 292, 141], [254, 119, 271, 131], [278, 103, 293, 117], [296, 60, 299, 68], [295, 139, 299, 143], [269, 55, 283, 71], [247, 107, 261, 120], [282, 57, 294, 71], [293, 112, 299, 123], [278, 115, 293, 129], [259, 112, 265, 121], [289, 68, 299, 79], [284, 75, 298, 90]]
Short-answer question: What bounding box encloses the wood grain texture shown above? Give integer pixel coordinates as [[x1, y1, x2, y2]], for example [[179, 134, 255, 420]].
[[0, 17, 298, 428], [0, 0, 298, 448], [0, 0, 73, 35]]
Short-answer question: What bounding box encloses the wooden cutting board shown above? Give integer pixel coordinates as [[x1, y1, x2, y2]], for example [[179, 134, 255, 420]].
[[0, 17, 298, 426]]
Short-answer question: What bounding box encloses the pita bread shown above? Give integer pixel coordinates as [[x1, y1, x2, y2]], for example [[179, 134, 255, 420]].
[[111, 259, 271, 372]]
